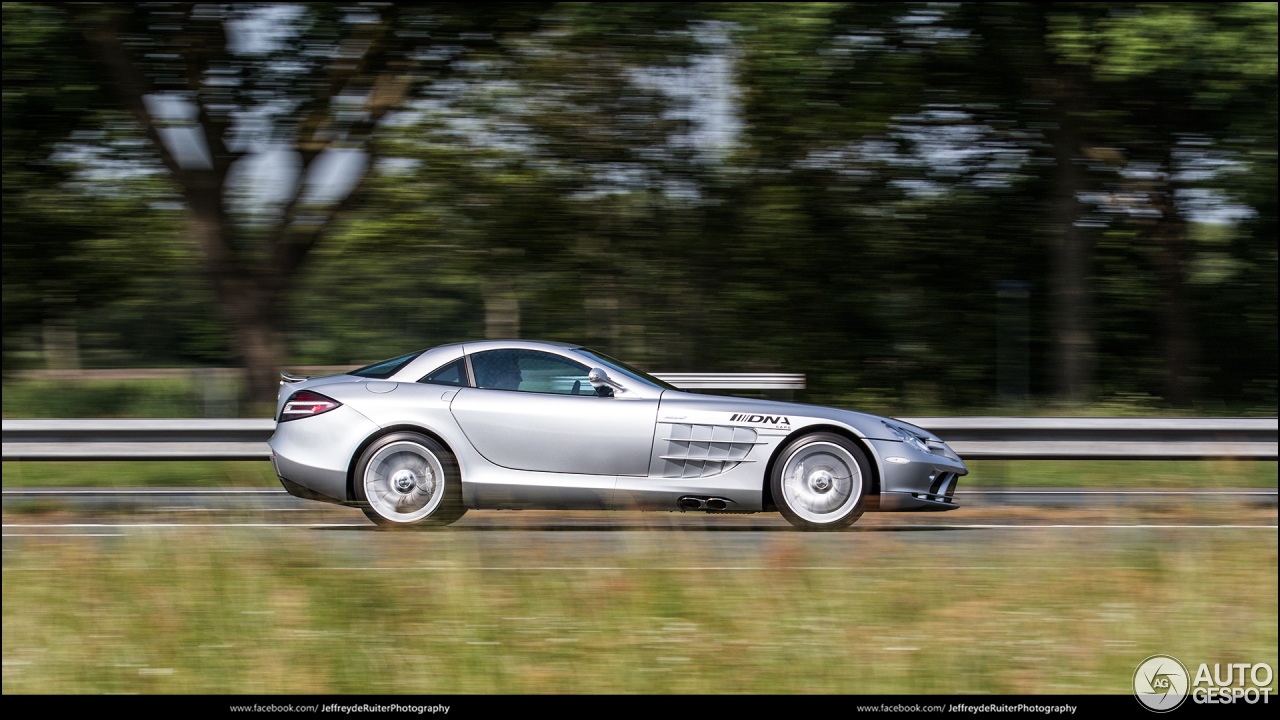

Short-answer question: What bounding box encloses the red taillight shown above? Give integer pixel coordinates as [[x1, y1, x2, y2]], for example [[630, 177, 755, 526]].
[[279, 390, 341, 422]]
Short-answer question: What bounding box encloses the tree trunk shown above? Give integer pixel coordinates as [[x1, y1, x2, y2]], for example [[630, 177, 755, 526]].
[[584, 277, 622, 352], [1048, 93, 1095, 404], [1150, 190, 1195, 406], [41, 316, 80, 370], [234, 299, 286, 414], [483, 276, 521, 339], [185, 188, 283, 415]]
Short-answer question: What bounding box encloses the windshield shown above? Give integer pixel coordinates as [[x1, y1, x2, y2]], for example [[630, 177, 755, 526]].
[[577, 348, 679, 391], [348, 350, 423, 379]]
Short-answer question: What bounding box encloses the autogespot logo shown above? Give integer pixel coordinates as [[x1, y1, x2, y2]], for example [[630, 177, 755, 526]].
[[1135, 655, 1190, 712]]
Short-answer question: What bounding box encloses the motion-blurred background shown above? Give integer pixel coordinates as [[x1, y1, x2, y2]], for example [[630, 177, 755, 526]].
[[4, 3, 1276, 418], [3, 5, 1276, 697]]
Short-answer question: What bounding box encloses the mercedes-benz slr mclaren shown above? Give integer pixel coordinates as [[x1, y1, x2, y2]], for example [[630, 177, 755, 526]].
[[268, 340, 967, 530]]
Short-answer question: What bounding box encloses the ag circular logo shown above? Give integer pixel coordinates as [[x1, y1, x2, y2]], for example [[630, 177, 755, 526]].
[[1134, 654, 1190, 712]]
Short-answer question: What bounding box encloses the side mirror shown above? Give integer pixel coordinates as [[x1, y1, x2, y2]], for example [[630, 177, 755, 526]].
[[588, 367, 623, 395]]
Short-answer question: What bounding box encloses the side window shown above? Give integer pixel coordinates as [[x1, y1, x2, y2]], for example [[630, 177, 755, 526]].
[[349, 350, 424, 379], [470, 349, 600, 395], [418, 358, 468, 387]]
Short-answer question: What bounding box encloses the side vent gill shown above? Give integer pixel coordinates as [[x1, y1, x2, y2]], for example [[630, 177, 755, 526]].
[[657, 423, 762, 479]]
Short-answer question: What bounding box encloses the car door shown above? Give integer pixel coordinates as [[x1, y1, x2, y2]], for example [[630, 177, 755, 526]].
[[449, 348, 659, 476]]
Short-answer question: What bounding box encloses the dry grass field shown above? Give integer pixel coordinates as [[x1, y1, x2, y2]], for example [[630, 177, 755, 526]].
[[3, 511, 1275, 694]]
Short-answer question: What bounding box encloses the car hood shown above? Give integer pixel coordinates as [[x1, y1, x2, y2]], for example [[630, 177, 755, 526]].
[[656, 390, 938, 442]]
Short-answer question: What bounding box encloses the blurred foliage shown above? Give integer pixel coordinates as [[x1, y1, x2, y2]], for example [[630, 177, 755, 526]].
[[2, 378, 209, 418], [2, 3, 230, 373], [2, 3, 1276, 414]]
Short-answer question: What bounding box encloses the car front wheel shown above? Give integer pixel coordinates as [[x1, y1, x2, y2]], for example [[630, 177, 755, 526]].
[[771, 432, 868, 531], [354, 432, 466, 528]]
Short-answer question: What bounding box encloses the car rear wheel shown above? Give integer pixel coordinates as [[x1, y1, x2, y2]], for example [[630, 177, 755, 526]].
[[354, 432, 466, 528], [771, 432, 868, 531]]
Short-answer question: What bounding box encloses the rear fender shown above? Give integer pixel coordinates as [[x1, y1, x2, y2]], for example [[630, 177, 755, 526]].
[[345, 424, 457, 503]]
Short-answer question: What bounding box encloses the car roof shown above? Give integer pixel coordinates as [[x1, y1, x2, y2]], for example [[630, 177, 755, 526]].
[[460, 339, 582, 352], [385, 340, 585, 382]]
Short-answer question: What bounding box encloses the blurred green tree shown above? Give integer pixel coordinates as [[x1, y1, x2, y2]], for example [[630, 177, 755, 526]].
[[62, 3, 547, 408], [1046, 2, 1277, 404], [3, 3, 141, 372], [3, 2, 1275, 416]]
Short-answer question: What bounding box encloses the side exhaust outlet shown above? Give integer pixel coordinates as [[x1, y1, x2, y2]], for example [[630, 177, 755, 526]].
[[677, 496, 735, 512]]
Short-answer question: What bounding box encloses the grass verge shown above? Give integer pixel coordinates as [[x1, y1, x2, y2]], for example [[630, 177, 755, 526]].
[[962, 459, 1278, 488], [1, 461, 280, 488], [3, 526, 1275, 693]]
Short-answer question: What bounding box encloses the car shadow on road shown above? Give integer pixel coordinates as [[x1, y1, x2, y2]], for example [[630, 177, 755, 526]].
[[311, 523, 976, 533]]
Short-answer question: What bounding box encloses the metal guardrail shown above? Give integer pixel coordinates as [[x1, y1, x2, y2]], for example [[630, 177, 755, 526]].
[[653, 373, 806, 389], [898, 417, 1278, 460], [3, 417, 1275, 461], [2, 419, 275, 461]]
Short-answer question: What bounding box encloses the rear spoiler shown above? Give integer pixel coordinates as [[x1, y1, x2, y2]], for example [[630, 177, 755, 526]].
[[280, 372, 310, 385]]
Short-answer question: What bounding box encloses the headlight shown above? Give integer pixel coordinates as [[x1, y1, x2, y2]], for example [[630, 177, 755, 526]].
[[882, 421, 930, 454]]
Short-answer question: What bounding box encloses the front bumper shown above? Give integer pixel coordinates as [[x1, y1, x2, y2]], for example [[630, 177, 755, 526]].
[[867, 438, 967, 512]]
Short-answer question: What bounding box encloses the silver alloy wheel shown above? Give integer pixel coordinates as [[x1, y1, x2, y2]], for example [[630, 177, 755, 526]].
[[363, 441, 446, 523], [780, 441, 862, 524]]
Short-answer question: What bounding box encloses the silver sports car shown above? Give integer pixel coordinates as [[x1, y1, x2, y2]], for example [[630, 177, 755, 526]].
[[268, 340, 967, 530]]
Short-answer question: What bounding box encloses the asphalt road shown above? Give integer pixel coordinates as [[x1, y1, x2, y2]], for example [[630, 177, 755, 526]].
[[4, 514, 1275, 578], [3, 486, 1276, 512], [4, 499, 1275, 537], [4, 486, 1275, 556]]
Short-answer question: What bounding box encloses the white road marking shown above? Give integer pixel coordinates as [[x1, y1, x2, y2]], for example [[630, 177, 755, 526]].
[[1, 522, 1275, 530], [1, 523, 368, 528], [2, 489, 287, 494], [0, 564, 1158, 571], [2, 533, 126, 537], [958, 490, 1278, 495], [920, 524, 1277, 529], [304, 566, 1155, 571]]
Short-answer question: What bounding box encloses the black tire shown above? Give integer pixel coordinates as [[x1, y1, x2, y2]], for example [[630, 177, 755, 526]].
[[353, 431, 466, 529], [770, 432, 869, 531]]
